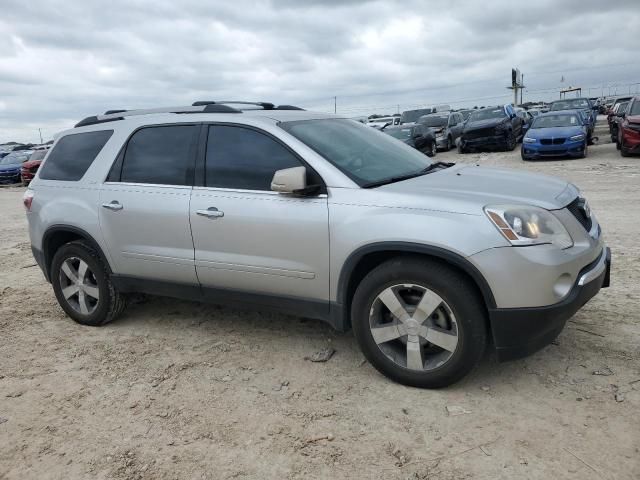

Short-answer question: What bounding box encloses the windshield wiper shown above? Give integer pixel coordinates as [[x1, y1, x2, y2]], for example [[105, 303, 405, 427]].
[[362, 161, 455, 188]]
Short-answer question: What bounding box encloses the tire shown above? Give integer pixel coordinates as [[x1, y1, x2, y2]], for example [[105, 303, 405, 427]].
[[580, 144, 588, 159], [620, 146, 631, 157], [51, 240, 126, 326], [427, 141, 437, 157], [505, 131, 516, 151], [351, 257, 487, 388], [446, 136, 452, 151]]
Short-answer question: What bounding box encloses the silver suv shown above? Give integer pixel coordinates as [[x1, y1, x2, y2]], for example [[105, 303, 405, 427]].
[[24, 101, 611, 388]]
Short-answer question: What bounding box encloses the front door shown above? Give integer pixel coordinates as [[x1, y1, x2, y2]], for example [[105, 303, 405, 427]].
[[190, 125, 330, 306], [99, 124, 199, 285]]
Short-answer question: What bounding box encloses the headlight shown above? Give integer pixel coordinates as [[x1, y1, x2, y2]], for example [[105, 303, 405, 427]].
[[523, 137, 536, 143], [484, 205, 573, 248], [569, 134, 585, 141]]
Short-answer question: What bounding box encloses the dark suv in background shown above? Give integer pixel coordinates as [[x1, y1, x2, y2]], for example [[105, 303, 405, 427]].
[[618, 96, 640, 157], [458, 104, 523, 153]]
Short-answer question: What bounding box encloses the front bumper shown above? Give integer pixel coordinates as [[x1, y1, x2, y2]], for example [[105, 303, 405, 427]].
[[621, 127, 640, 151], [489, 247, 610, 361], [461, 133, 507, 150], [0, 171, 21, 184], [522, 140, 586, 159]]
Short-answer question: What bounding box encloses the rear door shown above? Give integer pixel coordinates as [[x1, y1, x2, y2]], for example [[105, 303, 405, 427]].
[[99, 124, 199, 284], [190, 124, 330, 307]]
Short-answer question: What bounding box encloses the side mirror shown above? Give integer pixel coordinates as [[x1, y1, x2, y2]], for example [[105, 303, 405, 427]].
[[271, 166, 320, 196]]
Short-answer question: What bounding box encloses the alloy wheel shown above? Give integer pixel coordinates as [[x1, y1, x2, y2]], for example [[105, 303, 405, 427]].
[[369, 284, 459, 371], [58, 256, 100, 315]]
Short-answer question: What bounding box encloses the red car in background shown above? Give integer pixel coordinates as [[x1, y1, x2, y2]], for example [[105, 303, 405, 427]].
[[618, 96, 640, 157], [20, 148, 48, 185]]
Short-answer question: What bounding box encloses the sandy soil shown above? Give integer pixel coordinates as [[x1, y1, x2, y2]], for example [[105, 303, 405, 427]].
[[1, 136, 639, 479]]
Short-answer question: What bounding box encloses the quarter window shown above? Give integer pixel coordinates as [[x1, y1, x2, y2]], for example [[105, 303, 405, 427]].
[[39, 130, 113, 181], [120, 125, 198, 185], [205, 126, 302, 190]]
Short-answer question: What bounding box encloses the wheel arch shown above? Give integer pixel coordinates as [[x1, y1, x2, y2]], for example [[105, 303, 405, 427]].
[[334, 242, 496, 330], [42, 225, 113, 281]]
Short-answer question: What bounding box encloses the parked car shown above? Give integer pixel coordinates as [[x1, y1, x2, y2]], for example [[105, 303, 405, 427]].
[[608, 101, 629, 137], [382, 123, 437, 157], [417, 111, 465, 151], [400, 108, 435, 125], [549, 98, 598, 144], [21, 149, 49, 186], [0, 150, 32, 184], [368, 116, 399, 129], [521, 111, 588, 161], [618, 96, 640, 157], [610, 101, 629, 145], [458, 105, 523, 153], [24, 101, 610, 388], [515, 108, 534, 134]]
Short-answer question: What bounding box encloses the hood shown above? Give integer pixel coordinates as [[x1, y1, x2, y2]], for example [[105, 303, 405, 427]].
[[526, 126, 584, 138], [0, 163, 21, 172], [22, 160, 42, 169], [377, 164, 576, 214], [627, 115, 640, 124], [464, 117, 506, 132]]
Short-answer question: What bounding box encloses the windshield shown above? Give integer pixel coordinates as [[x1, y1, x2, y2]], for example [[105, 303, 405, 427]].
[[551, 99, 591, 111], [0, 152, 30, 165], [531, 114, 581, 129], [384, 127, 412, 140], [281, 119, 432, 187], [29, 150, 48, 161], [419, 115, 448, 127], [400, 109, 433, 123], [468, 108, 506, 122]]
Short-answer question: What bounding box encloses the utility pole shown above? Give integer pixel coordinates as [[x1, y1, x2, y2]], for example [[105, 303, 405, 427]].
[[38, 128, 43, 144], [334, 96, 336, 114], [520, 74, 524, 105]]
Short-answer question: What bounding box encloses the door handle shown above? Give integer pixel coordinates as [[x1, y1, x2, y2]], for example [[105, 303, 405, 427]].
[[102, 201, 123, 211], [196, 207, 224, 218]]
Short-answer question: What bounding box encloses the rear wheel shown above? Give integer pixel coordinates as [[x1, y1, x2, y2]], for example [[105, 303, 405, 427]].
[[427, 141, 437, 157], [351, 257, 487, 388], [51, 241, 126, 326]]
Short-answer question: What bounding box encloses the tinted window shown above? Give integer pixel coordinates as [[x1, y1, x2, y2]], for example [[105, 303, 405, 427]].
[[205, 126, 302, 190], [120, 125, 198, 185], [39, 130, 113, 181]]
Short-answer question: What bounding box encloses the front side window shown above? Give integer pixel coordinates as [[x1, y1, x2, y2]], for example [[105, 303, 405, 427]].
[[205, 126, 302, 190], [630, 100, 640, 116], [281, 118, 432, 187], [120, 125, 198, 185], [39, 130, 113, 181]]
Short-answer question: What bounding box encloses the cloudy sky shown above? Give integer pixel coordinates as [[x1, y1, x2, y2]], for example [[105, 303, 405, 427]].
[[1, 0, 638, 143]]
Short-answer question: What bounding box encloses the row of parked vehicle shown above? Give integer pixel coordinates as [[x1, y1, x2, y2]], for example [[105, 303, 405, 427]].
[[377, 96, 608, 161], [0, 144, 50, 185], [606, 96, 640, 157]]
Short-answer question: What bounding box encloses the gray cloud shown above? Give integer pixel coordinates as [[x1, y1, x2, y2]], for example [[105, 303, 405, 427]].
[[1, 0, 638, 142]]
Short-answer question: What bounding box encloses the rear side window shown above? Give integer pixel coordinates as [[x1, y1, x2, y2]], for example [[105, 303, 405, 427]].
[[39, 130, 113, 181], [205, 126, 302, 190], [120, 125, 198, 185]]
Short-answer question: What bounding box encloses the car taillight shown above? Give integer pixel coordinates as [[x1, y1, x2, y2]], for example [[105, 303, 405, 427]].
[[23, 190, 34, 211]]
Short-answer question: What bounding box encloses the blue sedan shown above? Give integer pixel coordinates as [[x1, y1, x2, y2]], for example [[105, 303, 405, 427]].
[[0, 151, 32, 184], [521, 111, 588, 161]]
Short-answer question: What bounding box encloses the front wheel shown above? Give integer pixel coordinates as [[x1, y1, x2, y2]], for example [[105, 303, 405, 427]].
[[426, 141, 437, 157], [505, 131, 516, 151], [51, 240, 126, 326], [351, 257, 487, 388]]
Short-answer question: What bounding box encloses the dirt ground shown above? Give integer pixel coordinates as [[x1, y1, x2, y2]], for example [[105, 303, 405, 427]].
[[1, 131, 639, 479]]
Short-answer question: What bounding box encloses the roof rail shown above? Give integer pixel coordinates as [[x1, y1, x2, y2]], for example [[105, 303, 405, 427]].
[[74, 101, 304, 128]]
